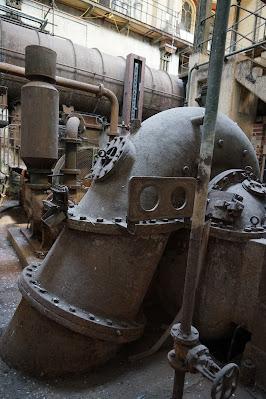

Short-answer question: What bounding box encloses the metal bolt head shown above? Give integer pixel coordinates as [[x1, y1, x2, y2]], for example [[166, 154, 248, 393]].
[[115, 217, 122, 223], [96, 218, 104, 223], [218, 139, 224, 147], [80, 216, 86, 220]]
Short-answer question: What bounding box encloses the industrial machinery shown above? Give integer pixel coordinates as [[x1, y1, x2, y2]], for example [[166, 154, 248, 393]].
[[0, 19, 184, 257], [1, 40, 265, 385], [0, 19, 184, 119], [0, 26, 266, 396]]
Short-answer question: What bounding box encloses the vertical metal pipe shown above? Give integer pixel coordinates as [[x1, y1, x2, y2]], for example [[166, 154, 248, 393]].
[[194, 0, 212, 52], [231, 0, 241, 52], [180, 0, 232, 336], [172, 370, 185, 399]]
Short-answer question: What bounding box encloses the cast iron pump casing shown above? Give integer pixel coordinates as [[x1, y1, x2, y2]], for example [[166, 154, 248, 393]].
[[0, 107, 259, 376]]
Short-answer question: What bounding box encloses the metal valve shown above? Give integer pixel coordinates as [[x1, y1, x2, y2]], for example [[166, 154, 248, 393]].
[[211, 363, 239, 399], [185, 344, 239, 399]]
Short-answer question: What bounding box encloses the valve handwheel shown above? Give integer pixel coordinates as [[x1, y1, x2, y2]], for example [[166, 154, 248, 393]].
[[211, 363, 239, 399]]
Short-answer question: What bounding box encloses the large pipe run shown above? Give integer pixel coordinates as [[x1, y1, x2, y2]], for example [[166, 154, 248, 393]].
[[0, 20, 184, 118], [0, 61, 119, 136]]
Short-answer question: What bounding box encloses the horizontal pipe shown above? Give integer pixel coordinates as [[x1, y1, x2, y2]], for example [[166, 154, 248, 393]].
[[0, 62, 119, 136]]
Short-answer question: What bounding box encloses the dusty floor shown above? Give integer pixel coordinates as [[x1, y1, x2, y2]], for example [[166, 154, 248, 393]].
[[0, 206, 266, 399]]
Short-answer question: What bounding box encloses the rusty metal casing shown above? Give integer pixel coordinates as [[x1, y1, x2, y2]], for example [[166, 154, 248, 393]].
[[1, 107, 259, 377], [21, 46, 59, 170], [157, 168, 266, 341]]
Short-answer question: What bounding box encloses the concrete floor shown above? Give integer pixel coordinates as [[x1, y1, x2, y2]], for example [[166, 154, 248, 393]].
[[0, 206, 266, 399]]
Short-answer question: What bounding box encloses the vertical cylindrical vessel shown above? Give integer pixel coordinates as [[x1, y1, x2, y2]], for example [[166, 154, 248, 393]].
[[21, 45, 59, 170]]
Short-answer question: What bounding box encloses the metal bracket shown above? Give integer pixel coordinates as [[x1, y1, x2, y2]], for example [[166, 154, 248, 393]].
[[42, 185, 69, 227], [128, 176, 196, 223]]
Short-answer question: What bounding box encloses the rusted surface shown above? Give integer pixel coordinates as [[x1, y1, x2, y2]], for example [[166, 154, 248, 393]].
[[0, 60, 120, 136], [1, 105, 261, 377], [1, 299, 119, 377], [0, 20, 184, 119], [0, 208, 264, 397], [157, 167, 266, 341], [127, 176, 196, 222], [21, 46, 58, 170]]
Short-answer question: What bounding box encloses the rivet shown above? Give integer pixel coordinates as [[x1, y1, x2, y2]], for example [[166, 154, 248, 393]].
[[97, 218, 104, 223], [218, 139, 224, 147], [243, 149, 248, 156]]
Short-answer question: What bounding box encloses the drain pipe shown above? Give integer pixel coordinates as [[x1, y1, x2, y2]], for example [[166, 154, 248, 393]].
[[0, 63, 119, 136], [169, 1, 239, 398]]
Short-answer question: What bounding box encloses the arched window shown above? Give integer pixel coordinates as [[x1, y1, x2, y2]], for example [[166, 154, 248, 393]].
[[181, 0, 193, 32]]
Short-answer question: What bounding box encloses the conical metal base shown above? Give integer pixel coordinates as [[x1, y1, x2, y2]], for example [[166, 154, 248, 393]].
[[1, 299, 118, 377]]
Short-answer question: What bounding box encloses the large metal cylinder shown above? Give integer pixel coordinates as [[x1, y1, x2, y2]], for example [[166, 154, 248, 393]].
[[0, 20, 184, 118], [21, 46, 59, 170], [1, 107, 259, 376]]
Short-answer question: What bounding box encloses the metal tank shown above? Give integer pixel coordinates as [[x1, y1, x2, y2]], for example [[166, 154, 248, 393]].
[[21, 45, 58, 170], [1, 107, 259, 377], [0, 20, 184, 118]]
